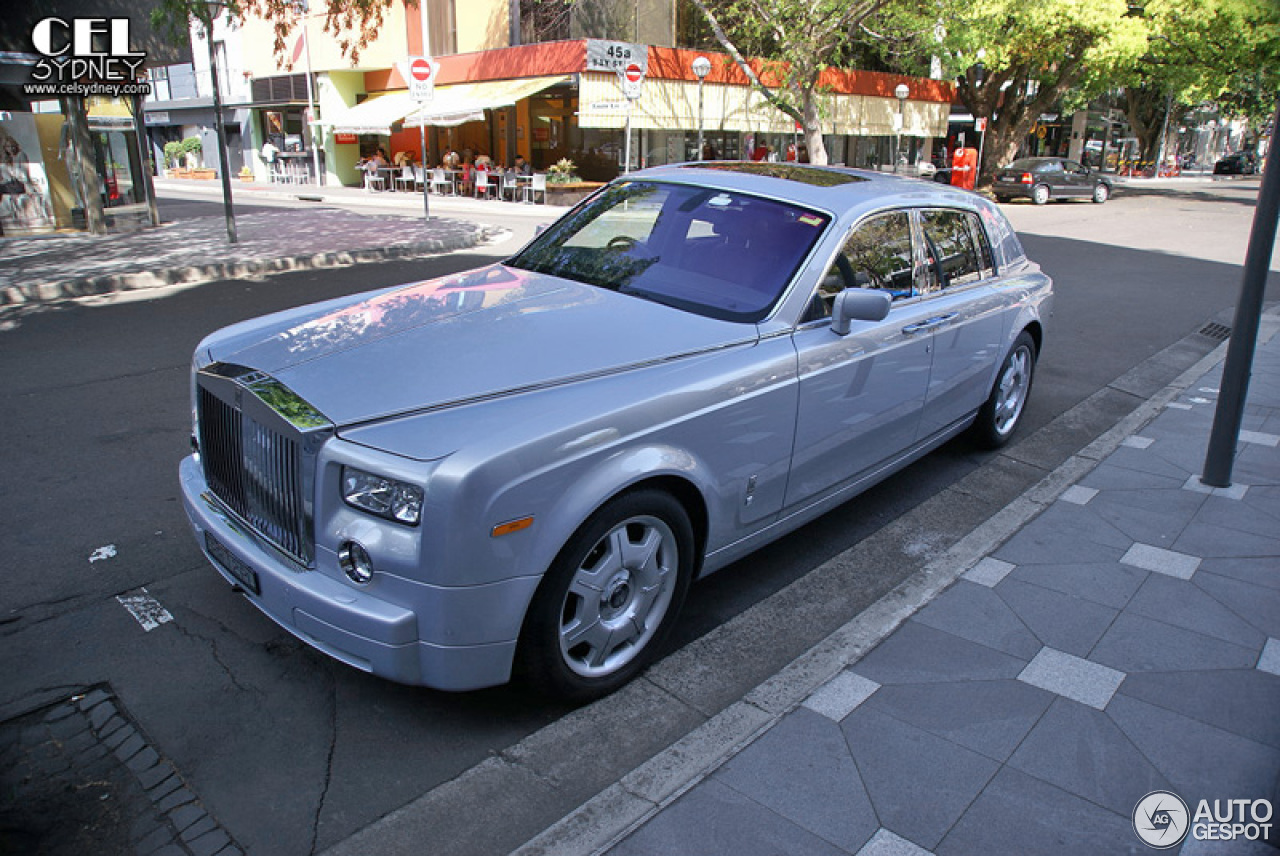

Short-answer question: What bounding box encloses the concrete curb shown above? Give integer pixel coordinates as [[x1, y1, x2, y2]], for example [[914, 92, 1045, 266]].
[[512, 314, 1278, 856]]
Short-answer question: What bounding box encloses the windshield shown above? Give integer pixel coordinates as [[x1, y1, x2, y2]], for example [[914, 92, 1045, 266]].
[[507, 180, 831, 322]]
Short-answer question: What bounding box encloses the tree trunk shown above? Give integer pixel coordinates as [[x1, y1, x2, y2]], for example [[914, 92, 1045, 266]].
[[802, 88, 828, 165]]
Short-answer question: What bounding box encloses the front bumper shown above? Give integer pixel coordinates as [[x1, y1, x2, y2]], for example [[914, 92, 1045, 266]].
[[179, 455, 526, 691]]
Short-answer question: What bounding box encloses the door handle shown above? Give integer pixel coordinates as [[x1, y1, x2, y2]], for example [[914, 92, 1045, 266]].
[[902, 313, 958, 335]]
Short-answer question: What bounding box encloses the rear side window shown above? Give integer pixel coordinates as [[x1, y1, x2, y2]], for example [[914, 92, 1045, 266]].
[[919, 209, 990, 292], [810, 211, 915, 320]]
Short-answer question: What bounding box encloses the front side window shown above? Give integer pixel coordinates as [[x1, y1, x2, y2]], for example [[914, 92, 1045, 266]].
[[509, 181, 830, 322], [810, 211, 915, 320], [919, 209, 986, 292]]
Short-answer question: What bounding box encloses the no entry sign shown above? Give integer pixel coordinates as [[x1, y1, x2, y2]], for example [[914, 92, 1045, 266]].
[[620, 61, 645, 100], [403, 55, 439, 101]]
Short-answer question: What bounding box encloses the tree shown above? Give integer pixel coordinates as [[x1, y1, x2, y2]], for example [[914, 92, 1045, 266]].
[[686, 0, 913, 165], [1121, 0, 1280, 162], [882, 0, 1147, 179]]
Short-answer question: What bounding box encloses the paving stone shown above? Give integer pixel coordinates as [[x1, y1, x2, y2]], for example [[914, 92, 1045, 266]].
[[607, 779, 848, 856], [1260, 639, 1280, 677], [853, 621, 1029, 686], [841, 707, 999, 850], [913, 581, 1041, 659], [1127, 574, 1264, 649], [1119, 669, 1280, 749], [862, 679, 1052, 762], [1193, 572, 1280, 638], [715, 709, 878, 852], [96, 715, 127, 740], [1090, 613, 1260, 674], [87, 700, 118, 731], [1017, 648, 1125, 710], [856, 828, 931, 856], [1176, 515, 1280, 559], [936, 767, 1135, 856], [180, 815, 218, 842], [102, 723, 136, 750], [1007, 560, 1147, 610], [76, 689, 111, 712], [47, 711, 89, 742], [41, 703, 79, 724], [113, 732, 146, 764], [962, 557, 1016, 588], [137, 760, 176, 791], [134, 824, 175, 855], [802, 670, 880, 722], [169, 802, 207, 833], [147, 773, 183, 802], [1121, 543, 1201, 579], [996, 579, 1118, 658], [1197, 557, 1280, 592], [126, 746, 161, 775], [1059, 485, 1098, 505], [993, 503, 1132, 567], [1107, 693, 1280, 803], [188, 828, 232, 856], [1008, 698, 1171, 815], [155, 786, 197, 813]]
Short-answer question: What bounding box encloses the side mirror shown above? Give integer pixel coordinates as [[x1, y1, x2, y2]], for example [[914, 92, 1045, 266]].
[[831, 288, 891, 335]]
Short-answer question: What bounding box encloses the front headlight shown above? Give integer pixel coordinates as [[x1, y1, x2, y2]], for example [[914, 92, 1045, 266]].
[[342, 467, 424, 526]]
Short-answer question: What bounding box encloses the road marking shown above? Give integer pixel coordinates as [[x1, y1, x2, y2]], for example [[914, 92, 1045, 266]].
[[117, 588, 174, 632]]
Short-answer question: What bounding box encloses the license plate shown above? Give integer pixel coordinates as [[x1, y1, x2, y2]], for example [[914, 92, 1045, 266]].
[[206, 532, 261, 595]]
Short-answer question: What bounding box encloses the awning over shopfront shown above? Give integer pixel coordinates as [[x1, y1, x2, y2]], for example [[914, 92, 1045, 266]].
[[404, 75, 569, 128], [321, 91, 420, 135], [576, 72, 949, 138]]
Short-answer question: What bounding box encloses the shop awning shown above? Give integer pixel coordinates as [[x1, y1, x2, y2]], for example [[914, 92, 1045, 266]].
[[321, 91, 421, 135], [404, 75, 569, 128]]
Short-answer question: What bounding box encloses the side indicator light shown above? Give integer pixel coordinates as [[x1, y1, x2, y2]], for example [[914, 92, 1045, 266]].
[[492, 516, 535, 538]]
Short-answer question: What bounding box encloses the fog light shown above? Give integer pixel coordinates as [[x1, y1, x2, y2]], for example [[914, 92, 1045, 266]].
[[338, 541, 375, 585]]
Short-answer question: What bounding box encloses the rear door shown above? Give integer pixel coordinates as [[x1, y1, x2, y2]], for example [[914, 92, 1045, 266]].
[[784, 210, 935, 506], [914, 208, 1011, 438]]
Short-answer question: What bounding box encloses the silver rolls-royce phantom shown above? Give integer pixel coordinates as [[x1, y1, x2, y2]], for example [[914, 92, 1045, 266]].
[[180, 163, 1052, 701]]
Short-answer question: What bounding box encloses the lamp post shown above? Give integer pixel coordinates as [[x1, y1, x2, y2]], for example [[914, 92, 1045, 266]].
[[893, 83, 910, 174], [692, 55, 711, 161], [203, 1, 237, 243]]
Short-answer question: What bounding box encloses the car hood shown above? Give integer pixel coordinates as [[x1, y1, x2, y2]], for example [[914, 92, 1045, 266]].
[[207, 264, 758, 427]]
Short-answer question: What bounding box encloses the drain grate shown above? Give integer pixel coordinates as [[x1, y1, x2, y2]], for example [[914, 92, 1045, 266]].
[[1199, 322, 1232, 341]]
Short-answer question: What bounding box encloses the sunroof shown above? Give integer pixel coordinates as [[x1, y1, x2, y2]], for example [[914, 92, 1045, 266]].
[[679, 162, 868, 186]]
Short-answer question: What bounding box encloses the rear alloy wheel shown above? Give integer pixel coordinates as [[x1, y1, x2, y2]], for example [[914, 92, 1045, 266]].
[[517, 490, 694, 702], [1092, 183, 1110, 203], [1031, 184, 1051, 205], [972, 331, 1037, 449]]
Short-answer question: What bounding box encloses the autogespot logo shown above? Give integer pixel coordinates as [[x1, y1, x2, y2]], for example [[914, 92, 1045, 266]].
[[1134, 791, 1190, 849]]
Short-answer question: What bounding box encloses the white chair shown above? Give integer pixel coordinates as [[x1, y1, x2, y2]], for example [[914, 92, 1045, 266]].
[[413, 165, 426, 192], [395, 165, 416, 192], [430, 168, 453, 195], [474, 170, 495, 200], [524, 172, 546, 204], [363, 167, 386, 192]]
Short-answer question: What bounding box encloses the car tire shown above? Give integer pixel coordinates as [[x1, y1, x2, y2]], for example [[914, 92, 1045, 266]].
[[971, 331, 1037, 449], [1031, 184, 1050, 205], [516, 489, 694, 702], [1092, 183, 1110, 203], [995, 195, 1011, 204]]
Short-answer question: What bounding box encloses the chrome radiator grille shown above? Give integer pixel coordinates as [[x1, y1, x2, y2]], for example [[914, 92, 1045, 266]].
[[198, 382, 314, 565]]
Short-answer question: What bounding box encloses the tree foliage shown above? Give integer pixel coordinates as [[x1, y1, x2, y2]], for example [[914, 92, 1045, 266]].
[[878, 0, 1147, 177], [686, 0, 912, 164]]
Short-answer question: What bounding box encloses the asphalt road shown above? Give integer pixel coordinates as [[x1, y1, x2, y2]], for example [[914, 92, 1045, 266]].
[[0, 179, 1275, 855]]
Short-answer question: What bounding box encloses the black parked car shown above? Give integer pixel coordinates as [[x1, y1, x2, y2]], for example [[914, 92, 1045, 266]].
[[992, 157, 1113, 205], [1214, 153, 1257, 175]]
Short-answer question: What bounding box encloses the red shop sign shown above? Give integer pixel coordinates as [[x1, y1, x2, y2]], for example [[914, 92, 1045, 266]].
[[334, 133, 358, 144]]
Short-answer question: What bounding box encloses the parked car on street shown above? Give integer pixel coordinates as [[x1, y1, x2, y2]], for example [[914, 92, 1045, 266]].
[[992, 156, 1113, 205], [1213, 153, 1257, 175], [180, 163, 1053, 701]]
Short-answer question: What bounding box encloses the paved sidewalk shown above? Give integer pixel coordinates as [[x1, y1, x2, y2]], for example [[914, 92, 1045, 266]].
[[521, 313, 1280, 856]]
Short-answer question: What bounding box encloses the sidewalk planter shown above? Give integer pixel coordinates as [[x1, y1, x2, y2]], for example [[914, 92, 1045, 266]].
[[545, 181, 604, 206], [188, 169, 218, 180]]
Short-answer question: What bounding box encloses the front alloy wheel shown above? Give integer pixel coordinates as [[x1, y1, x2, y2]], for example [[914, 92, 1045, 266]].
[[518, 490, 693, 701], [972, 331, 1037, 449]]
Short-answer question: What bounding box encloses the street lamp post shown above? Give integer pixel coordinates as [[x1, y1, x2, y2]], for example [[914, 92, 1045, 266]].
[[692, 56, 711, 161], [893, 83, 910, 174], [204, 2, 237, 243]]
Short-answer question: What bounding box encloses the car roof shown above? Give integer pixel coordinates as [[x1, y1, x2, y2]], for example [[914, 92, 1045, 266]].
[[627, 162, 990, 218]]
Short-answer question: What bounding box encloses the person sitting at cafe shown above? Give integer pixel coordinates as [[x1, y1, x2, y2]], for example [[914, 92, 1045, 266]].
[[458, 153, 475, 196], [512, 154, 532, 176]]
